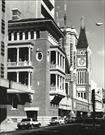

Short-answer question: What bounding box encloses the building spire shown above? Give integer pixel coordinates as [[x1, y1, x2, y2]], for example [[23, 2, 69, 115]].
[[64, 0, 67, 27], [81, 16, 85, 29]]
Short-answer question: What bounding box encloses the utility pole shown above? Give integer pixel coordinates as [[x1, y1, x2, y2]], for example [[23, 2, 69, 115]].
[[92, 89, 95, 128]]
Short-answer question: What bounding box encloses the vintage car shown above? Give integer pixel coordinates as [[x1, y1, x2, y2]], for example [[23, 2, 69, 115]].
[[17, 118, 41, 129], [49, 116, 65, 126]]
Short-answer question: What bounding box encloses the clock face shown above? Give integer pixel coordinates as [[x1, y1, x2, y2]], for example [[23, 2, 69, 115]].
[[78, 57, 86, 66]]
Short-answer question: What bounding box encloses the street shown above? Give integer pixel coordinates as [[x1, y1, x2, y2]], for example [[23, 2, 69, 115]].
[[0, 123, 105, 135]]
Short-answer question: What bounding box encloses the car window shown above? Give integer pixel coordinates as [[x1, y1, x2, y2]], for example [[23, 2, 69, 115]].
[[21, 118, 31, 122], [51, 117, 57, 120]]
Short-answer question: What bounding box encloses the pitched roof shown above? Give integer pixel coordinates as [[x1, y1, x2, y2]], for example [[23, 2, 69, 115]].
[[77, 27, 88, 49]]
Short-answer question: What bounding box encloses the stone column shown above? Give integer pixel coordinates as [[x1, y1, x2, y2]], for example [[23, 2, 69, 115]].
[[17, 72, 19, 83], [17, 48, 19, 65], [64, 57, 65, 71], [17, 32, 19, 40], [28, 72, 30, 87], [56, 51, 58, 66], [59, 53, 60, 67], [28, 47, 31, 65], [23, 32, 25, 40], [28, 31, 31, 40], [11, 33, 14, 41], [34, 31, 36, 39], [56, 74, 58, 90]]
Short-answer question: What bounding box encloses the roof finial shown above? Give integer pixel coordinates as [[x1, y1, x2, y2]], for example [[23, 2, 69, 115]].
[[64, 0, 67, 26], [81, 16, 85, 29]]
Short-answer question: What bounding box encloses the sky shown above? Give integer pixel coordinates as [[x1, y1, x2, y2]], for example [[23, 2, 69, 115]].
[[6, 0, 105, 89]]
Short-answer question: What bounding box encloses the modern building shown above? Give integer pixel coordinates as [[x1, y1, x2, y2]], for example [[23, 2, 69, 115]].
[[7, 0, 55, 20], [0, 0, 9, 124], [76, 17, 90, 117], [35, 0, 55, 19]]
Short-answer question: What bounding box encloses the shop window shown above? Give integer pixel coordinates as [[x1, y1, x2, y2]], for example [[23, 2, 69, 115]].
[[12, 95, 18, 109]]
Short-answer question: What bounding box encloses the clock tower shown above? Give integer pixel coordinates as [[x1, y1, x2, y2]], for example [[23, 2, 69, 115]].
[[76, 17, 89, 107]]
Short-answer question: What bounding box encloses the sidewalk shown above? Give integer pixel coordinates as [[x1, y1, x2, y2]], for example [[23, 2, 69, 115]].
[[0, 122, 17, 133]]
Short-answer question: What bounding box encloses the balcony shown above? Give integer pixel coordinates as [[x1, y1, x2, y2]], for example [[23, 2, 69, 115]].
[[50, 86, 66, 97], [8, 61, 32, 67], [0, 78, 9, 88], [50, 63, 65, 73], [7, 81, 34, 94]]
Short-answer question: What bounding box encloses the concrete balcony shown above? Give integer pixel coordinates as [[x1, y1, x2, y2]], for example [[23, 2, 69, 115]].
[[50, 86, 66, 97], [7, 81, 34, 94], [50, 64, 65, 73], [0, 78, 9, 88], [7, 61, 32, 67]]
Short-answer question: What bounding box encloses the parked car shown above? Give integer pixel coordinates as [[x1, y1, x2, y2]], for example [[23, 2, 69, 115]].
[[17, 118, 41, 129], [65, 117, 76, 124], [49, 116, 65, 126]]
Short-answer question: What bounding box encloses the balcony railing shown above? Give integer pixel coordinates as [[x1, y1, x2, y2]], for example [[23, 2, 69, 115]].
[[8, 81, 34, 94], [50, 64, 65, 72], [0, 78, 9, 88], [50, 86, 66, 97], [8, 61, 32, 67]]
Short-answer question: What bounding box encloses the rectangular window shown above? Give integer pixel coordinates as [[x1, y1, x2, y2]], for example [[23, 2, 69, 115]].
[[25, 31, 28, 40], [84, 93, 86, 99], [78, 92, 80, 97], [31, 31, 34, 39], [0, 64, 4, 78], [81, 93, 83, 98], [14, 32, 17, 40], [65, 83, 69, 95], [2, 0, 5, 12], [8, 33, 11, 41], [1, 41, 5, 56], [1, 19, 5, 34], [36, 31, 40, 39], [19, 32, 23, 40]]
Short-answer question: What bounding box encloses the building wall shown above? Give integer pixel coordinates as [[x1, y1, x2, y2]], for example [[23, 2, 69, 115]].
[[0, 0, 7, 79], [31, 38, 51, 116]]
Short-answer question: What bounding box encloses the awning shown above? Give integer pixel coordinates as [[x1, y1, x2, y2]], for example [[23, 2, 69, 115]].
[[50, 95, 62, 104], [59, 97, 72, 110]]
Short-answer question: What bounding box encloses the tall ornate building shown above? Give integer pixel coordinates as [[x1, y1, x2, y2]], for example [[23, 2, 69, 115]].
[[61, 26, 78, 117], [76, 17, 90, 116]]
